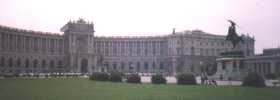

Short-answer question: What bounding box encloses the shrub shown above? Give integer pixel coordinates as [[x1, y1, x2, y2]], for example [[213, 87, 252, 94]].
[[50, 73, 57, 78], [3, 74, 14, 78], [151, 74, 166, 84], [90, 72, 109, 81], [109, 72, 123, 82], [126, 74, 141, 83], [34, 74, 40, 78], [176, 73, 197, 85], [242, 73, 265, 87], [265, 73, 277, 79]]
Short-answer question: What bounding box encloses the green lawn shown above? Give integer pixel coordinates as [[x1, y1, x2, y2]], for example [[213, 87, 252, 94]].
[[0, 79, 279, 100]]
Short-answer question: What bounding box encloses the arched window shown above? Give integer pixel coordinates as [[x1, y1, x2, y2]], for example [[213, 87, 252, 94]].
[[233, 61, 237, 72], [50, 60, 54, 69], [41, 60, 46, 68], [121, 62, 125, 70], [33, 59, 38, 68], [200, 48, 204, 56], [81, 59, 88, 73], [113, 62, 117, 70], [152, 62, 156, 71], [239, 61, 244, 70], [160, 62, 164, 70], [247, 49, 250, 56], [144, 62, 149, 70], [128, 62, 133, 70], [58, 60, 62, 68], [191, 46, 195, 55], [16, 58, 21, 67], [0, 57, 5, 67], [25, 59, 29, 68], [104, 62, 109, 69], [137, 62, 140, 72], [267, 62, 271, 74], [8, 58, 13, 67]]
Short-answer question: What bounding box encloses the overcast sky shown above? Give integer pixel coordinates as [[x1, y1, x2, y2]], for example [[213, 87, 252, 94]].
[[0, 0, 279, 53]]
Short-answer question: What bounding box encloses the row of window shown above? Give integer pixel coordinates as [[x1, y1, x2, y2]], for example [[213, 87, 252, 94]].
[[172, 47, 229, 56], [0, 33, 64, 54], [174, 39, 234, 47], [95, 41, 166, 56], [0, 57, 64, 69], [103, 61, 165, 72]]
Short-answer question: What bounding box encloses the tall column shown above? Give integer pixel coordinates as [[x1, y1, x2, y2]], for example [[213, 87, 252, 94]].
[[40, 38, 42, 53], [40, 38, 43, 53], [58, 39, 60, 54], [57, 39, 60, 54], [37, 37, 40, 53], [29, 37, 32, 53], [23, 36, 25, 52], [51, 39, 54, 54], [24, 36, 27, 52], [11, 35, 16, 52], [54, 39, 57, 54], [50, 38, 52, 54], [18, 36, 20, 52], [119, 42, 121, 56], [56, 39, 59, 54], [10, 34, 13, 51], [26, 36, 29, 52], [110, 41, 112, 56], [31, 37, 34, 52], [29, 37, 32, 52], [35, 37, 38, 53], [44, 38, 47, 53], [7, 34, 10, 51], [0, 33, 2, 51], [46, 38, 49, 54], [19, 36, 22, 52], [34, 37, 36, 52], [15, 35, 18, 52], [62, 39, 64, 54], [35, 37, 37, 52]]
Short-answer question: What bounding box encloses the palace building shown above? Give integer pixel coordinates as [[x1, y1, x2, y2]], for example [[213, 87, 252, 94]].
[[0, 19, 255, 75]]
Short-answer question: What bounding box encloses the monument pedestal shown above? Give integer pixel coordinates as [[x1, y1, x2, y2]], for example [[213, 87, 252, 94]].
[[212, 51, 247, 81]]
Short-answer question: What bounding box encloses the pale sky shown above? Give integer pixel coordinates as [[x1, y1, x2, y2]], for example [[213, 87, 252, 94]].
[[0, 0, 279, 53]]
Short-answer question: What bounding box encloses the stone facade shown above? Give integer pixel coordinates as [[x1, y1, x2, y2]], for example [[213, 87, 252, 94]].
[[214, 48, 280, 80], [0, 19, 255, 75], [245, 48, 280, 76]]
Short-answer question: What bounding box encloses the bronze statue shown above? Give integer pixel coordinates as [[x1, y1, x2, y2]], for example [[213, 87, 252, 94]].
[[226, 20, 244, 49]]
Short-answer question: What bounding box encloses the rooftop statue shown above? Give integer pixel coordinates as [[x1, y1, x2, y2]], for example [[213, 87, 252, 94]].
[[77, 18, 86, 23], [226, 20, 244, 49]]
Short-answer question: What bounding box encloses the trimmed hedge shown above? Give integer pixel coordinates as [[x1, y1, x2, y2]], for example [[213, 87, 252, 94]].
[[109, 72, 123, 82], [176, 73, 197, 85], [151, 74, 166, 84], [242, 73, 265, 87], [90, 72, 110, 81], [126, 74, 141, 83]]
